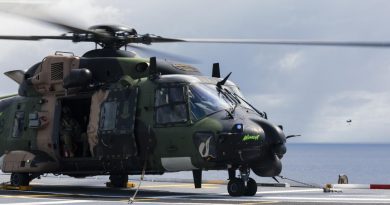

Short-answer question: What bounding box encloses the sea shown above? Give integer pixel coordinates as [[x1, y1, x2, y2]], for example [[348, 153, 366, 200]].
[[141, 143, 390, 187]]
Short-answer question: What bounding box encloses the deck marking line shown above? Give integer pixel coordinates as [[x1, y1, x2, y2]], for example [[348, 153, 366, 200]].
[[0, 200, 91, 205], [262, 196, 390, 202], [142, 184, 217, 189], [0, 195, 63, 199], [184, 195, 390, 203], [239, 202, 279, 204], [130, 202, 253, 205], [11, 190, 130, 199], [220, 188, 322, 195], [256, 188, 323, 194], [147, 194, 201, 199]]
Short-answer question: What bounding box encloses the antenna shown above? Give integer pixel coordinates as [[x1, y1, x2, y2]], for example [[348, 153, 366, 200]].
[[212, 63, 220, 78], [217, 72, 232, 88]]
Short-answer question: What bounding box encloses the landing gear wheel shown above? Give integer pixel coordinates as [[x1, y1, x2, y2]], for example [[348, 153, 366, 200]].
[[244, 178, 257, 196], [227, 178, 245, 197], [109, 174, 128, 188], [10, 173, 30, 186]]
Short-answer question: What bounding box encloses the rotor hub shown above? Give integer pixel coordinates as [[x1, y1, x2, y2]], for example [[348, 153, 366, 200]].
[[88, 25, 138, 37]]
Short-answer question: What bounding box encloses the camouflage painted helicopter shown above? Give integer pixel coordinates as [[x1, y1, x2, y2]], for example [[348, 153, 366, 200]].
[[0, 17, 386, 197]]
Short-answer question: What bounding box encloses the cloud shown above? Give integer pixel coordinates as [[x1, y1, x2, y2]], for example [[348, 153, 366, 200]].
[[0, 0, 123, 29], [249, 93, 294, 110], [278, 52, 304, 72]]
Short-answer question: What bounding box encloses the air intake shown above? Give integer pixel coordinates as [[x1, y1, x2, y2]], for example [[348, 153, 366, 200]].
[[51, 62, 64, 80]]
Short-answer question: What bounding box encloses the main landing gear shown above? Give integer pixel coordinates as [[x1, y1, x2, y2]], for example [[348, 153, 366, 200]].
[[227, 168, 257, 197], [109, 174, 128, 188], [9, 173, 41, 187]]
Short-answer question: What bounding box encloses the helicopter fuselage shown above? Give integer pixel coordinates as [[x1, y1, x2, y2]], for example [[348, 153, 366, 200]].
[[0, 51, 286, 193]]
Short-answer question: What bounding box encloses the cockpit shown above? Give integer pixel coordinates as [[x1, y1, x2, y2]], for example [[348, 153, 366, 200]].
[[154, 81, 255, 125], [189, 84, 235, 121]]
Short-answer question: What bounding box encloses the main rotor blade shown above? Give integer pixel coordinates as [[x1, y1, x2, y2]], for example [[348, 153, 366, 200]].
[[175, 39, 390, 48], [0, 5, 99, 36], [127, 45, 199, 63], [33, 18, 95, 35], [0, 35, 73, 41], [148, 37, 186, 43]]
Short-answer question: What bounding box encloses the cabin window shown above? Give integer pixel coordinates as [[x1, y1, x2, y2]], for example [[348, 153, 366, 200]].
[[100, 102, 118, 131], [155, 85, 188, 125], [12, 111, 25, 138]]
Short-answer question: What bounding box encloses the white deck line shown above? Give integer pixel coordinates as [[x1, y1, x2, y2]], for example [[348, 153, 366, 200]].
[[220, 188, 322, 195], [0, 200, 91, 205], [332, 184, 370, 189], [261, 196, 390, 202]]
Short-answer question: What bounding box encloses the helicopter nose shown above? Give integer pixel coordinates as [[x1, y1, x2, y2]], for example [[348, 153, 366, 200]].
[[252, 118, 287, 157], [273, 142, 287, 159], [252, 154, 282, 177], [250, 118, 287, 177]]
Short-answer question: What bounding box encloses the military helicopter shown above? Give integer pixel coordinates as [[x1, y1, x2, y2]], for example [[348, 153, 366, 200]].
[[0, 14, 387, 197]]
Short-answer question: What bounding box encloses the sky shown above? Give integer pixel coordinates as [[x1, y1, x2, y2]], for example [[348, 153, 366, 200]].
[[0, 0, 389, 143]]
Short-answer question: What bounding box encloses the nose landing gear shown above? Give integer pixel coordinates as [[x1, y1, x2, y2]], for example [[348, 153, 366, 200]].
[[227, 168, 258, 197]]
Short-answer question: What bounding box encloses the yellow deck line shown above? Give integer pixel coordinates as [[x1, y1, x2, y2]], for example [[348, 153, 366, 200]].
[[0, 194, 64, 199], [142, 184, 217, 188]]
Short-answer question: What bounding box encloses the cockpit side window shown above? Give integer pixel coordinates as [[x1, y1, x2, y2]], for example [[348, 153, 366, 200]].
[[155, 85, 188, 125], [189, 84, 233, 121], [155, 87, 169, 106]]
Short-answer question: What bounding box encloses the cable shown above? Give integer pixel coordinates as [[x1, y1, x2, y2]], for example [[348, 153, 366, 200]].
[[128, 160, 147, 204], [278, 175, 321, 188]]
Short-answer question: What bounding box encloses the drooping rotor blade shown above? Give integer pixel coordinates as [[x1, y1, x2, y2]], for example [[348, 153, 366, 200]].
[[171, 38, 390, 48], [0, 5, 102, 36], [137, 36, 390, 48], [126, 34, 185, 45], [0, 35, 73, 41], [22, 17, 111, 41], [32, 18, 95, 35], [127, 45, 199, 63], [135, 35, 185, 44], [4, 2, 390, 49]]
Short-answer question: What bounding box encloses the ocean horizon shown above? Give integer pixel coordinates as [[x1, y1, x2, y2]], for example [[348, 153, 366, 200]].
[[138, 143, 390, 186]]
